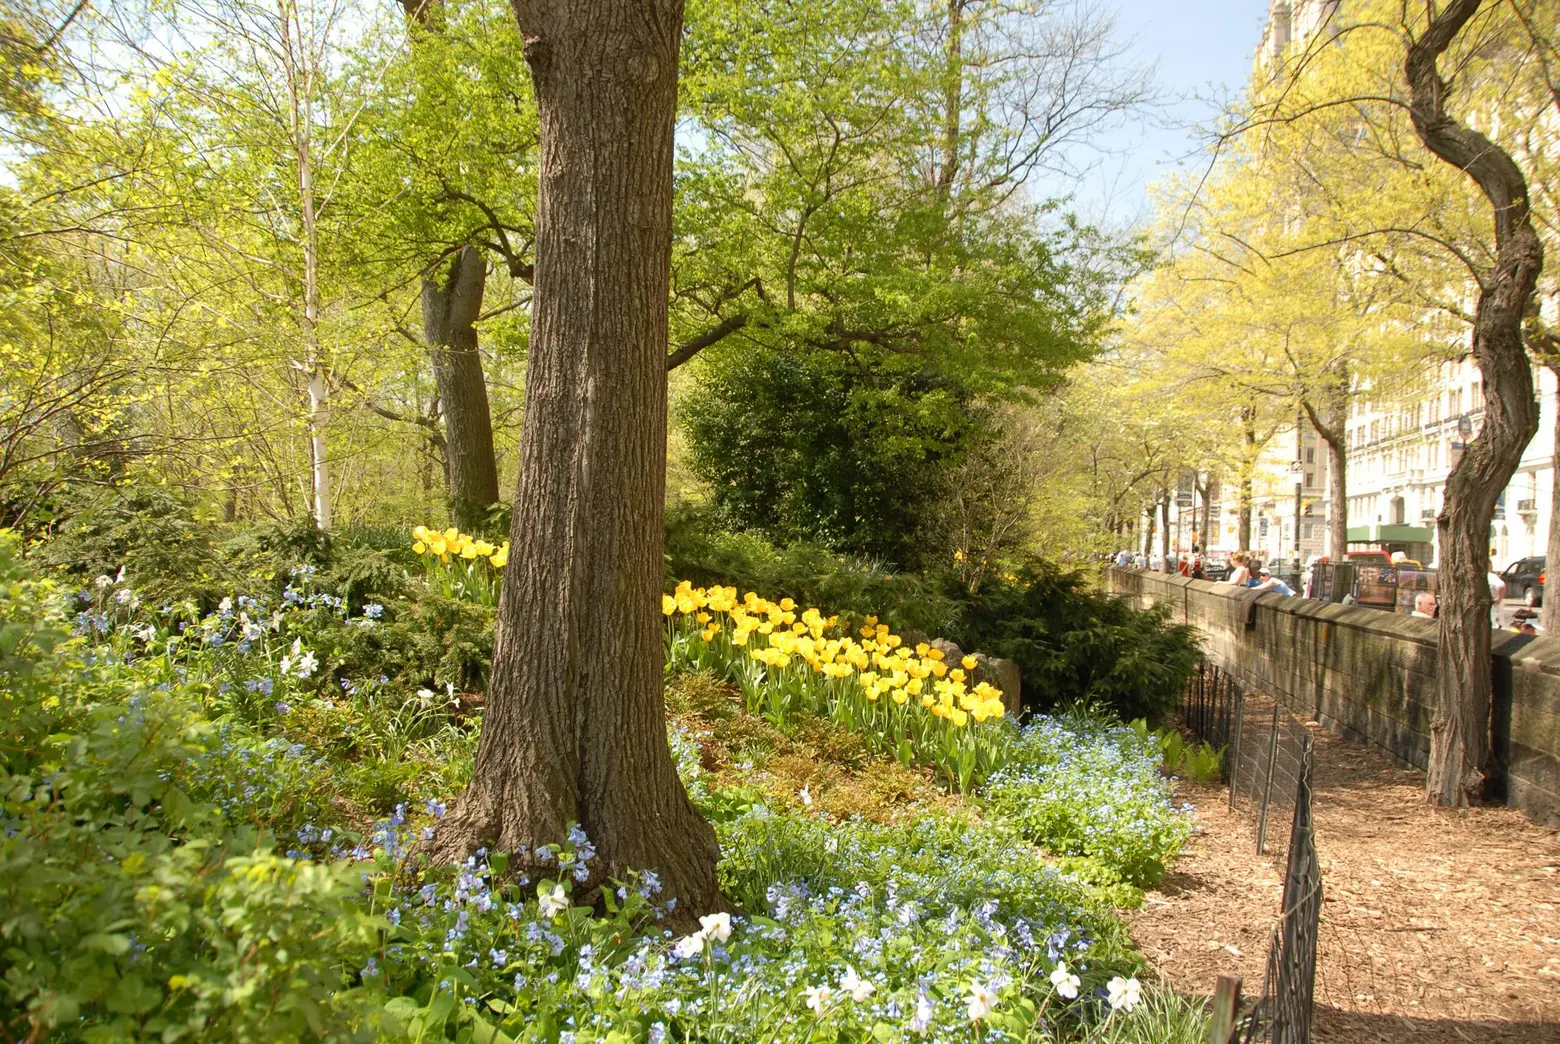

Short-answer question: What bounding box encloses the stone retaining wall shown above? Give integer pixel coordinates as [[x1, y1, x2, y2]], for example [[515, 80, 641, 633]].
[[1106, 567, 1560, 828]]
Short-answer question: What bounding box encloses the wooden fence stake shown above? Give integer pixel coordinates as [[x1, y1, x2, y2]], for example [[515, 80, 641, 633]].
[[1211, 974, 1242, 1043]]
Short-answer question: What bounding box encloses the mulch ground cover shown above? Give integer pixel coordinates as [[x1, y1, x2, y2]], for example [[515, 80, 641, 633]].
[[1129, 717, 1560, 1043]]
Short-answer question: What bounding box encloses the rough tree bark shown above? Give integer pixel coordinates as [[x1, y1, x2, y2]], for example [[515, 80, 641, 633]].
[[432, 0, 722, 916], [1408, 0, 1543, 806], [1301, 366, 1350, 561], [422, 246, 501, 531]]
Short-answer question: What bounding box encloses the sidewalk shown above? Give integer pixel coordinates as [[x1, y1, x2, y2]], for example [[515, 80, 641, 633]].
[[1129, 724, 1560, 1042]]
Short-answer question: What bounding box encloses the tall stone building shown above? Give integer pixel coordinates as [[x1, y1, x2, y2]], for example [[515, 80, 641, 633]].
[[1195, 0, 1560, 570]]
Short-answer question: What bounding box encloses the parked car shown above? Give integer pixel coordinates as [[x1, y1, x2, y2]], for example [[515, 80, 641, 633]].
[[1203, 552, 1232, 582], [1501, 556, 1546, 607]]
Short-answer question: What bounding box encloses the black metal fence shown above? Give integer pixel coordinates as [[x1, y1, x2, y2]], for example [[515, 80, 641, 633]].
[[1238, 736, 1321, 1044], [1181, 664, 1323, 1043]]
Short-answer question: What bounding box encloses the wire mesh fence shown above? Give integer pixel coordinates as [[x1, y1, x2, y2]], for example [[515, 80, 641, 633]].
[[1181, 663, 1323, 1043]]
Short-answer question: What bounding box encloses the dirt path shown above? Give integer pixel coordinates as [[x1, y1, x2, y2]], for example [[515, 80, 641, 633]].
[[1129, 723, 1560, 1043]]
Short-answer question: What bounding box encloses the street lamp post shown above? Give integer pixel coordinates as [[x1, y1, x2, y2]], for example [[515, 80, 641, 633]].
[[1293, 410, 1305, 582]]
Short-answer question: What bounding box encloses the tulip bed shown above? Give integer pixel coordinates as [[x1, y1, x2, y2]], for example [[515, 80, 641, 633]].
[[663, 581, 1010, 791], [0, 529, 1206, 1043]]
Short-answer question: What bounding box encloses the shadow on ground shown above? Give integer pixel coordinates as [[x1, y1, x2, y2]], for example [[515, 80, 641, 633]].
[[1314, 1004, 1559, 1043]]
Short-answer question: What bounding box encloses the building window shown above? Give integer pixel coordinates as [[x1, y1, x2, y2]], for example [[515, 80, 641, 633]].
[[1305, 470, 1314, 488], [1306, 447, 1315, 463], [1304, 523, 1314, 539]]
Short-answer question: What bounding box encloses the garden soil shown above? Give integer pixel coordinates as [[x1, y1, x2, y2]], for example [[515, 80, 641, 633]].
[[1129, 718, 1560, 1043]]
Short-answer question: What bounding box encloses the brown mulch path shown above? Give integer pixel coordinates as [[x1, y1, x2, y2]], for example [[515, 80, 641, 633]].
[[1129, 723, 1560, 1043]]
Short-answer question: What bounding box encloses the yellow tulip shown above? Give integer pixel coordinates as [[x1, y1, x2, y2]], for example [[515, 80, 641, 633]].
[[412, 541, 427, 555], [662, 595, 676, 616], [961, 655, 977, 671]]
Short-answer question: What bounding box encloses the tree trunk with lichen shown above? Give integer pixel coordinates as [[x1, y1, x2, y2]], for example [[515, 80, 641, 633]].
[[432, 0, 722, 919]]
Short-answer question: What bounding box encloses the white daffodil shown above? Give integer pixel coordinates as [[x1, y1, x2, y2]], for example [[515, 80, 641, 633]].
[[672, 933, 706, 959], [965, 980, 998, 1021], [1049, 961, 1081, 1000], [296, 650, 319, 677], [839, 966, 875, 1002], [1106, 976, 1142, 1013], [538, 884, 569, 918], [799, 785, 813, 807], [698, 912, 732, 943], [803, 983, 833, 1015]]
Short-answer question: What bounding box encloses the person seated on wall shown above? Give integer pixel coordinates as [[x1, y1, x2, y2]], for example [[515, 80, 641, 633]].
[[1510, 607, 1542, 635], [1222, 551, 1251, 586], [1410, 591, 1438, 619], [1252, 569, 1295, 597]]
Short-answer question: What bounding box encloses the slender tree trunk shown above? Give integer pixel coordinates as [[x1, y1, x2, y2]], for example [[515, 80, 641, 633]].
[[1408, 0, 1544, 806], [1159, 486, 1170, 564], [936, 0, 964, 205], [1239, 406, 1257, 551], [283, 7, 330, 530], [423, 246, 501, 530], [1543, 373, 1560, 633], [1201, 475, 1214, 551], [433, 0, 721, 917], [1302, 376, 1349, 561], [401, 0, 502, 533]]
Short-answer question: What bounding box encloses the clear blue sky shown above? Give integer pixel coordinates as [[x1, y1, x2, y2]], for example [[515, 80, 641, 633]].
[[1058, 0, 1273, 229]]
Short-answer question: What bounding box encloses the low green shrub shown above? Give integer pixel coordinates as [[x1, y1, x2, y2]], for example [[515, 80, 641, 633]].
[[953, 562, 1203, 720], [0, 532, 379, 1041]]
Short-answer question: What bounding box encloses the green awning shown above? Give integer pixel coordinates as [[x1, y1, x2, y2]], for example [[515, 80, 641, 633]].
[[1346, 524, 1433, 544]]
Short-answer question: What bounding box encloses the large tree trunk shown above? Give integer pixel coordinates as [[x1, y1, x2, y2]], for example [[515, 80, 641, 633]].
[[422, 246, 501, 531], [433, 0, 721, 917], [1408, 0, 1543, 806]]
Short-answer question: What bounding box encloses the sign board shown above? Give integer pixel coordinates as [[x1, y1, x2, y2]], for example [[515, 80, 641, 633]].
[[1354, 566, 1398, 609], [1393, 569, 1438, 616], [1457, 414, 1473, 437]]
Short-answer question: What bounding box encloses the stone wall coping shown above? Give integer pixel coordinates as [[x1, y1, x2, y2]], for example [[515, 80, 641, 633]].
[[1104, 566, 1560, 827]]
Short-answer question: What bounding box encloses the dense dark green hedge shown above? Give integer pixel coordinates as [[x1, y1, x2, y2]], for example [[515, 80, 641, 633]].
[[949, 562, 1202, 722]]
